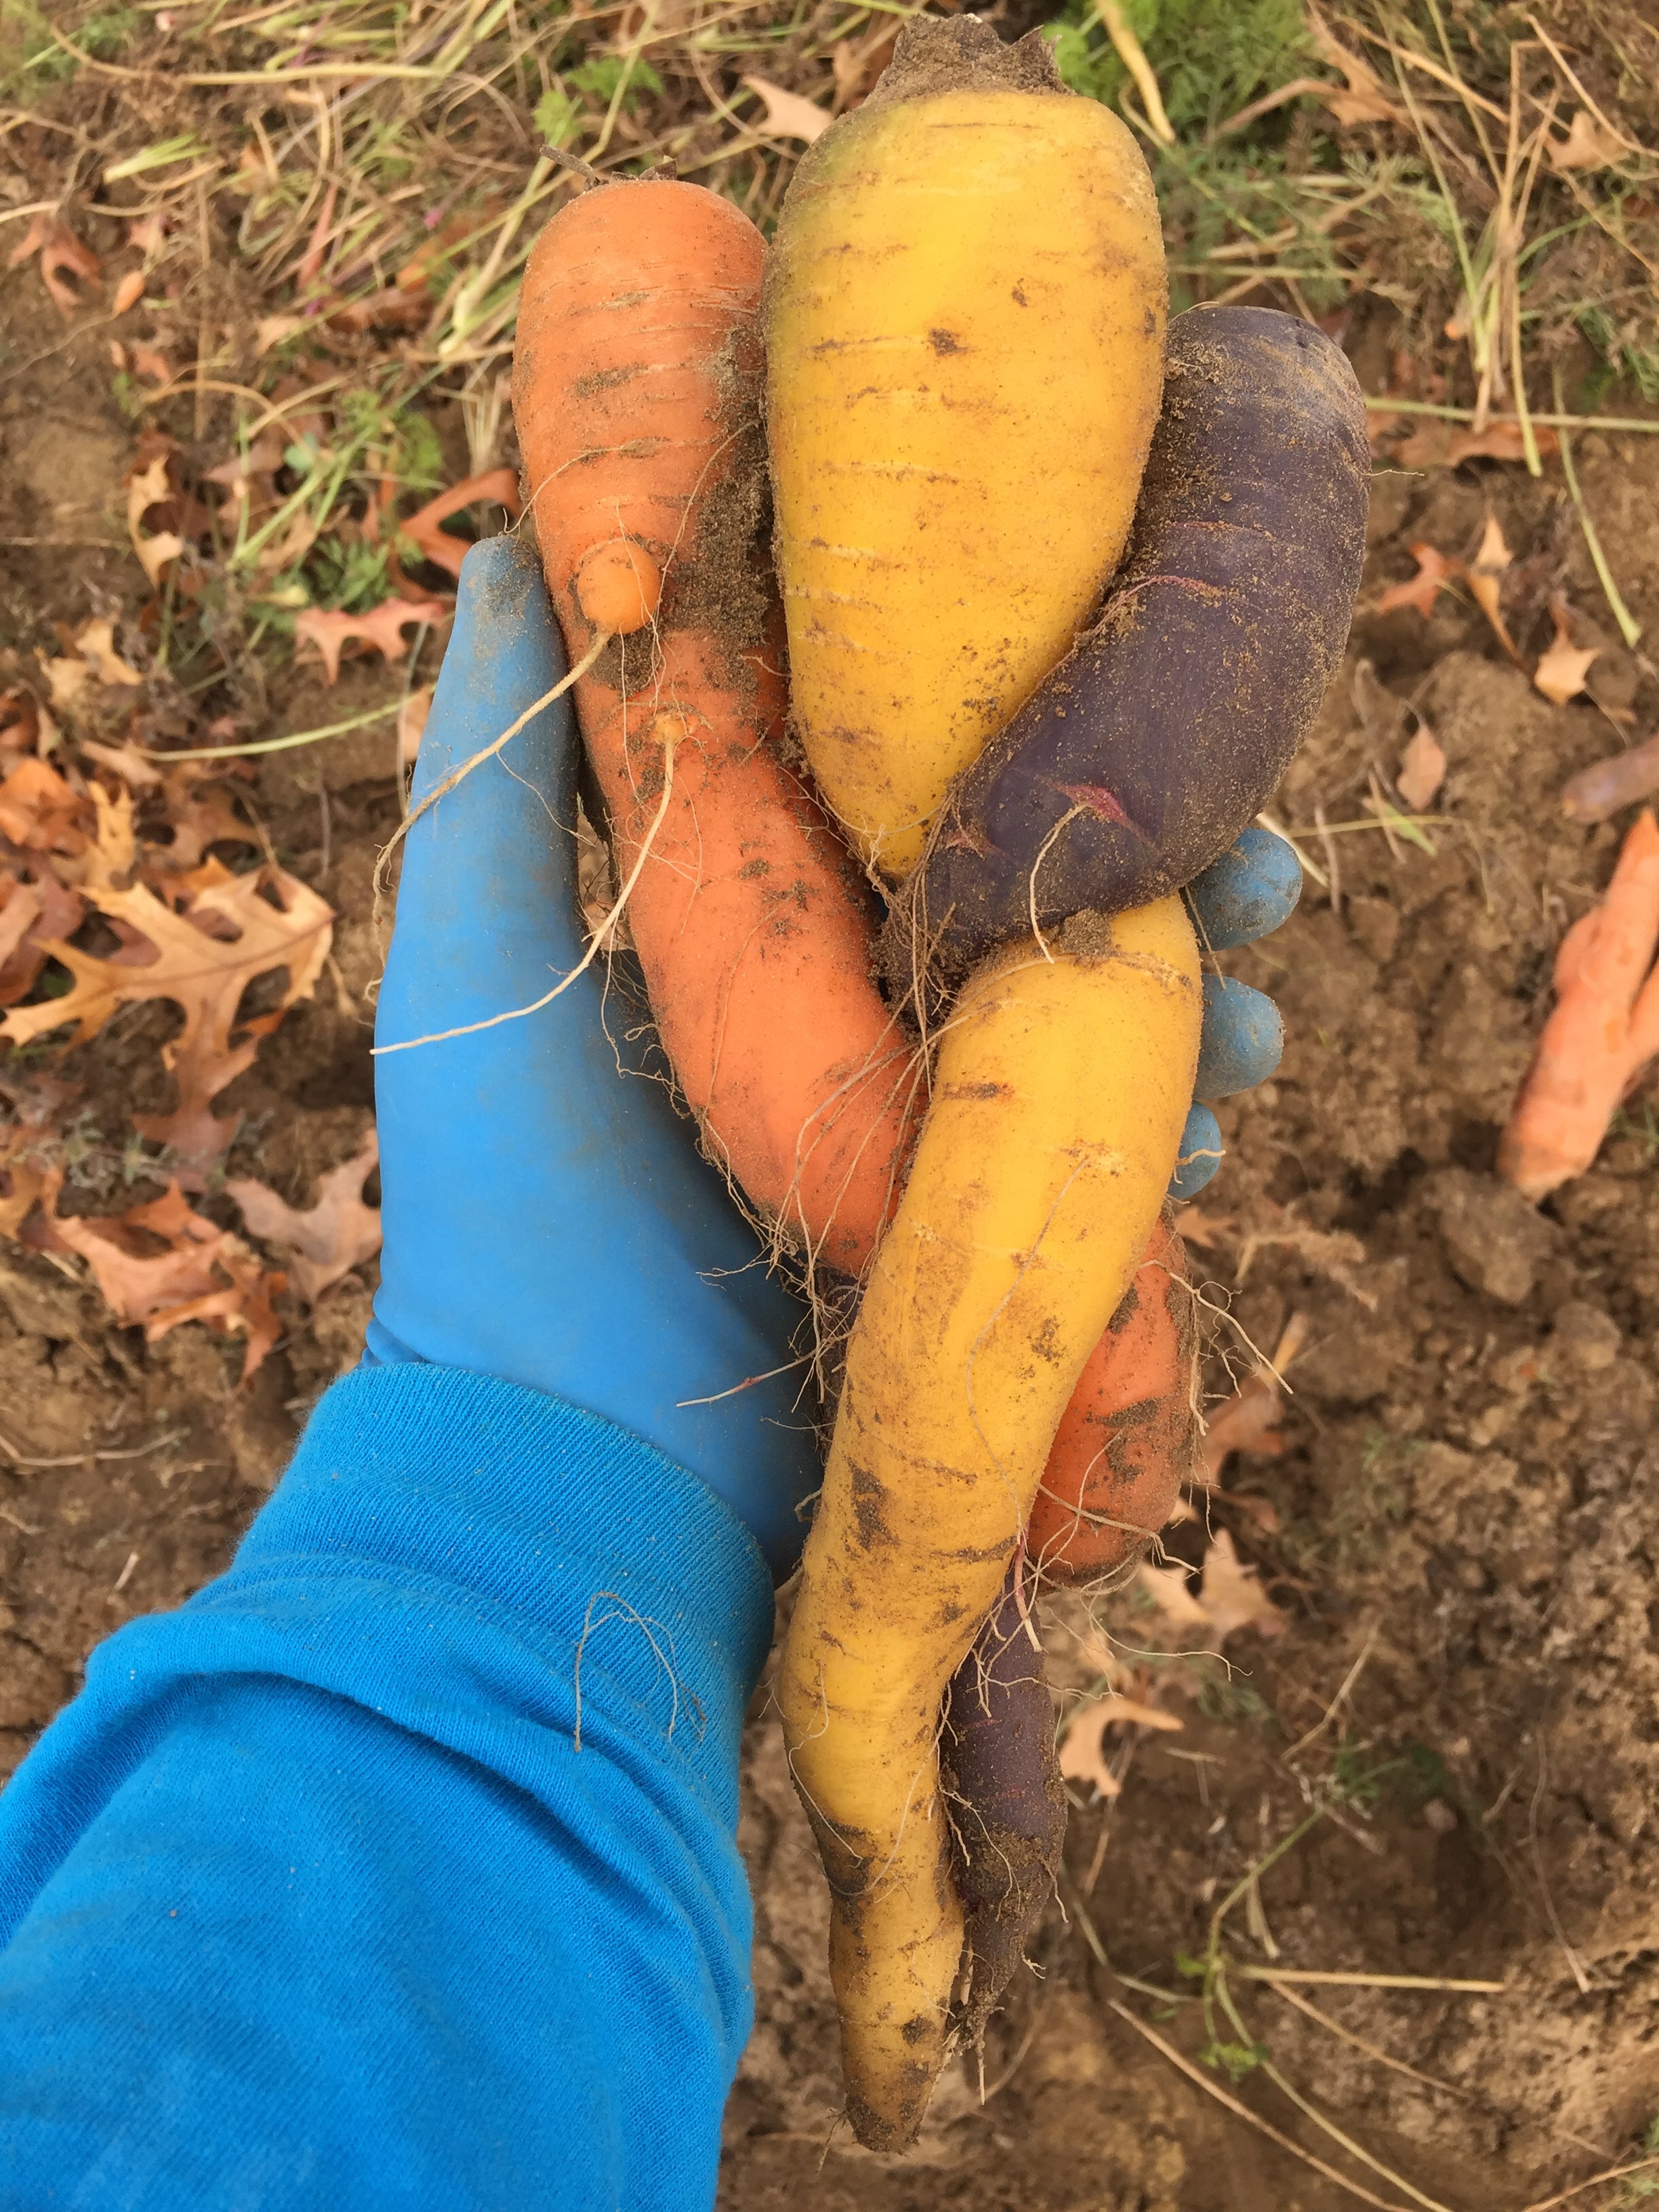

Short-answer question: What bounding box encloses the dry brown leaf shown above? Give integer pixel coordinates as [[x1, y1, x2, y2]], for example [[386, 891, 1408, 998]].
[[741, 74, 832, 142], [1534, 599, 1601, 706], [85, 785, 136, 890], [129, 345, 176, 386], [75, 617, 146, 690], [0, 882, 41, 975], [0, 1128, 58, 1242], [398, 682, 432, 768], [147, 768, 256, 874], [1193, 1530, 1286, 1641], [1377, 542, 1458, 620], [1056, 1702, 1123, 1798], [228, 1129, 381, 1303], [1396, 721, 1448, 811], [78, 735, 163, 789], [1199, 1311, 1309, 1485], [1547, 109, 1628, 172], [295, 594, 449, 684], [127, 455, 185, 589], [831, 27, 897, 106], [1200, 1377, 1286, 1483], [1137, 1559, 1212, 1629], [1396, 419, 1559, 470], [1170, 1206, 1236, 1250], [1465, 513, 1519, 659], [0, 758, 90, 857], [1305, 6, 1406, 128], [49, 1181, 285, 1382], [0, 863, 333, 1178], [399, 470, 521, 581], [7, 213, 101, 318], [255, 510, 322, 577], [0, 867, 83, 1006], [254, 314, 306, 356], [44, 618, 144, 716]]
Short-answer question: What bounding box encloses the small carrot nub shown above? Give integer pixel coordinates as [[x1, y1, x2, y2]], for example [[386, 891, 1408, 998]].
[[576, 538, 662, 633]]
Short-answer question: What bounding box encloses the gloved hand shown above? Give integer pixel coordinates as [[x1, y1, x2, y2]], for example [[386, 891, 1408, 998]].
[[1174, 825, 1302, 1202], [366, 534, 821, 1580]]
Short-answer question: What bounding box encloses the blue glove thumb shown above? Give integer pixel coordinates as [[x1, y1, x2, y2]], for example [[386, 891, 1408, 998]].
[[367, 535, 821, 1579]]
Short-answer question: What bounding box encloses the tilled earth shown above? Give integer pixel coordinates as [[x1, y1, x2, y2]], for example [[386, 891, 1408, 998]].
[[5, 272, 1659, 2207]]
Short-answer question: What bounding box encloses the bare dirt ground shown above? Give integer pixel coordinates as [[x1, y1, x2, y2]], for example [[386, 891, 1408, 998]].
[[5, 14, 1659, 2208]]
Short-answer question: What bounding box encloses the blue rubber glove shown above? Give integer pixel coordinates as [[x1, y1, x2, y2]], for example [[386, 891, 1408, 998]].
[[367, 535, 820, 1580], [1172, 823, 1302, 1202]]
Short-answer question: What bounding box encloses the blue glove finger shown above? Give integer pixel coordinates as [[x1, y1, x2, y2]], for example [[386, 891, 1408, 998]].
[[1169, 1103, 1223, 1203], [1185, 824, 1302, 951], [369, 535, 820, 1580], [1194, 974, 1284, 1100]]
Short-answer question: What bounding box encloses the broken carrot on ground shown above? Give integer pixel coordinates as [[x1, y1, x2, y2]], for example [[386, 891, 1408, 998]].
[[1499, 808, 1659, 1200]]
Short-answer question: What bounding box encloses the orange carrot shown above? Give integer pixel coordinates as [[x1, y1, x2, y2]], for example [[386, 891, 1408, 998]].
[[1499, 806, 1659, 1200], [1026, 1215, 1196, 1587], [513, 180, 914, 1271], [514, 179, 1193, 1539]]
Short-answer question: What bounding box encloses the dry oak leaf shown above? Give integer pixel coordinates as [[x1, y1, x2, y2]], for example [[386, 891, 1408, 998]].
[[1139, 1534, 1286, 1644], [228, 1128, 381, 1305], [0, 758, 90, 857], [1534, 599, 1601, 706], [127, 455, 186, 589], [1057, 1702, 1124, 1799], [1547, 109, 1630, 172], [146, 768, 256, 874], [0, 868, 83, 1008], [295, 594, 449, 684], [1192, 1530, 1287, 1641], [400, 472, 522, 582], [741, 74, 833, 142], [50, 1181, 285, 1384], [0, 863, 333, 1180], [1377, 542, 1458, 620], [7, 213, 101, 319], [0, 1126, 58, 1243]]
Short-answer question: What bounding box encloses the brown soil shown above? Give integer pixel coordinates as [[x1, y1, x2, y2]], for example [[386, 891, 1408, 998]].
[[6, 260, 1659, 2207]]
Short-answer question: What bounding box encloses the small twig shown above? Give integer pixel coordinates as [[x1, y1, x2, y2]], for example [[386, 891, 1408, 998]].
[[1519, 2152, 1659, 2212], [1263, 1980, 1472, 2102], [1314, 802, 1343, 915], [1235, 1967, 1507, 1992], [1106, 2001, 1418, 2211], [1553, 367, 1643, 649], [139, 701, 403, 762], [1284, 1622, 1380, 1763], [1365, 398, 1659, 435]]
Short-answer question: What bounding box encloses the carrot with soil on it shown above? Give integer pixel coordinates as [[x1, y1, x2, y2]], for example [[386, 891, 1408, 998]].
[[1498, 806, 1659, 1200], [511, 177, 915, 1274], [1025, 1212, 1198, 1589]]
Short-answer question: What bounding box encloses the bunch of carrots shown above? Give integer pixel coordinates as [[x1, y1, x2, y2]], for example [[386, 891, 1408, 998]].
[[508, 17, 1367, 2150]]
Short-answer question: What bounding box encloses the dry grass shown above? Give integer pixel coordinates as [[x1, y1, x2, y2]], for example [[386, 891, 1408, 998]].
[[2, 0, 1654, 753]]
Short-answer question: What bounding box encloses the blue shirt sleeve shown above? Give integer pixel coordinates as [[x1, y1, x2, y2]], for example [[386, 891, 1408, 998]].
[[0, 1364, 778, 2211]]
